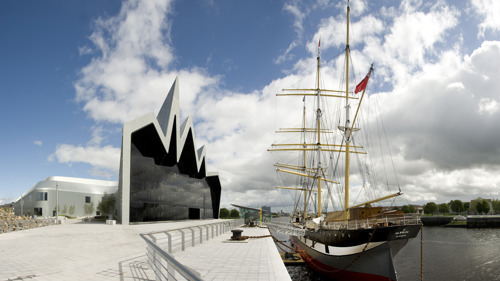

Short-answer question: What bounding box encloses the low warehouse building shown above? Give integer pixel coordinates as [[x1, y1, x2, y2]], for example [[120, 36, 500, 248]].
[[13, 176, 117, 217]]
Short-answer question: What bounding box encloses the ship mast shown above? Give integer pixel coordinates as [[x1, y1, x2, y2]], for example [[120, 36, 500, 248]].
[[315, 39, 323, 217], [269, 39, 344, 219], [270, 0, 402, 223], [344, 1, 351, 220]]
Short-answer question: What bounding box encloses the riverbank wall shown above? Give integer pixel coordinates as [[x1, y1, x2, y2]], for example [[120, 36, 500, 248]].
[[421, 215, 500, 228], [421, 216, 453, 226], [467, 215, 500, 228]]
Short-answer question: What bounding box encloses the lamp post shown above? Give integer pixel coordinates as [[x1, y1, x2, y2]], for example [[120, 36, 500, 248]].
[[56, 182, 59, 222]]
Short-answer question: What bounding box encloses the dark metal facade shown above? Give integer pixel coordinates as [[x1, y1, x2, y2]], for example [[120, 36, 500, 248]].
[[128, 123, 220, 222]]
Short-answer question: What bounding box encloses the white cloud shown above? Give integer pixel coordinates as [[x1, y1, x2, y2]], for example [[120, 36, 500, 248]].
[[78, 46, 92, 55], [33, 140, 42, 147], [49, 144, 120, 178], [54, 0, 219, 179], [366, 39, 500, 203], [0, 197, 15, 205], [274, 41, 298, 64], [478, 98, 499, 116], [471, 0, 500, 37], [55, 0, 500, 210], [74, 0, 218, 124], [283, 1, 307, 39]]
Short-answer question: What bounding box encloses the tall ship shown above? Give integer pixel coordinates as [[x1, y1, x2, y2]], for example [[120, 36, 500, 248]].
[[268, 2, 421, 281]]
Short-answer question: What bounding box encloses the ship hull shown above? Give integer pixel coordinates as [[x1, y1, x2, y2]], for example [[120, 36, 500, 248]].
[[290, 224, 421, 281]]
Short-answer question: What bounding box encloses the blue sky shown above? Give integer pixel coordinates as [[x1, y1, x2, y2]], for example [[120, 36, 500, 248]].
[[1, 0, 500, 211]]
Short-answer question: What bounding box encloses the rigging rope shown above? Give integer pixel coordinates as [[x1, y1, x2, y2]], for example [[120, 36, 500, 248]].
[[375, 96, 402, 192]]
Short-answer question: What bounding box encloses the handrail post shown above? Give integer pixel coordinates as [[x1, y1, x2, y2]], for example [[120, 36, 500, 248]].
[[165, 231, 172, 253], [180, 229, 185, 251], [198, 226, 202, 244], [190, 227, 195, 247]]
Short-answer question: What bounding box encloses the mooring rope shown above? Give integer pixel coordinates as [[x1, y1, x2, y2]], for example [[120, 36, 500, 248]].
[[420, 222, 424, 281]]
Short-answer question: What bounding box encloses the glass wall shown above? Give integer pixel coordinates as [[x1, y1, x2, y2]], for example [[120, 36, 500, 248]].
[[129, 142, 214, 222]]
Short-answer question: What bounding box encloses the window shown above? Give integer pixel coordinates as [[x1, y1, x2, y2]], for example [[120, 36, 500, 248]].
[[36, 192, 48, 201], [85, 196, 91, 203]]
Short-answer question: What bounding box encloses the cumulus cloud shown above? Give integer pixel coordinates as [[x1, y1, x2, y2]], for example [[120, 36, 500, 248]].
[[74, 0, 219, 124], [53, 0, 500, 210], [363, 40, 500, 202], [471, 0, 500, 37], [49, 144, 120, 178]]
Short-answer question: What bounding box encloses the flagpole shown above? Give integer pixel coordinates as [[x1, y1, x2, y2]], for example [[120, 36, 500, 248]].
[[349, 64, 373, 139]]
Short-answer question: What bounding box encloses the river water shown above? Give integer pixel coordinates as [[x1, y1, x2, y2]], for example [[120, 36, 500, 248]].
[[272, 226, 500, 281]]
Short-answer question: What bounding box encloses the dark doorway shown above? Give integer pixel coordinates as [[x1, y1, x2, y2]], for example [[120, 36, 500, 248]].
[[189, 208, 200, 219]]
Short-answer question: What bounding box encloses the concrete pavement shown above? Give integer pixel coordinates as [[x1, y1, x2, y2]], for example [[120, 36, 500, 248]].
[[0, 219, 291, 281]]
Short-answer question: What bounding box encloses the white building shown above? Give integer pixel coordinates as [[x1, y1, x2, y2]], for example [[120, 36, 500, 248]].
[[13, 176, 117, 217]]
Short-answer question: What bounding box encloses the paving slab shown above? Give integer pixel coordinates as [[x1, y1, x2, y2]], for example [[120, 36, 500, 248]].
[[0, 219, 291, 281], [173, 226, 292, 281]]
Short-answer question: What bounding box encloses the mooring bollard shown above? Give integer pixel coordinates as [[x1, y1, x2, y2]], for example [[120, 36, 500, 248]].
[[230, 229, 243, 240]]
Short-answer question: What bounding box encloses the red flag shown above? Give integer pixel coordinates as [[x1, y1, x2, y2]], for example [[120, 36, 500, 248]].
[[355, 68, 372, 94]]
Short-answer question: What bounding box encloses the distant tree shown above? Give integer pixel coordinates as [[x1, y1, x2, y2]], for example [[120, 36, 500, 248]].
[[401, 205, 417, 213], [438, 203, 450, 214], [84, 202, 95, 216], [492, 199, 500, 214], [69, 205, 75, 216], [392, 206, 400, 211], [220, 208, 230, 218], [464, 202, 470, 213], [423, 202, 438, 215], [475, 199, 490, 215], [229, 209, 240, 218], [450, 200, 464, 214], [97, 194, 116, 218], [62, 204, 68, 215]]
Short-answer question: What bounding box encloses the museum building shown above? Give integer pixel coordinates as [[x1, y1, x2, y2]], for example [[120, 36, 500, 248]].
[[117, 78, 221, 224], [13, 176, 117, 217], [13, 78, 222, 224]]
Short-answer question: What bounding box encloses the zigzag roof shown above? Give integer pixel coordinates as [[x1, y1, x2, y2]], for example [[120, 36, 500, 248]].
[[122, 77, 207, 177]]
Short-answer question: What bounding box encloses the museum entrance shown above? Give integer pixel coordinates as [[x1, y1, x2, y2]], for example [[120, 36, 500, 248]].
[[189, 208, 200, 219]]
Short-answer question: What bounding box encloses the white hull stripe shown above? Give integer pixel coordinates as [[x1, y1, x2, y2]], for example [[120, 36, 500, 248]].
[[299, 236, 387, 256]]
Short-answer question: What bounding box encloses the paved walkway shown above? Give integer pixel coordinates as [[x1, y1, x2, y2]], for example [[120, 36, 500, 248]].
[[0, 219, 291, 281], [173, 226, 291, 281]]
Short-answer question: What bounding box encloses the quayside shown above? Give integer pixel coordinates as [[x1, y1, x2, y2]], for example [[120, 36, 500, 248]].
[[267, 1, 421, 280]]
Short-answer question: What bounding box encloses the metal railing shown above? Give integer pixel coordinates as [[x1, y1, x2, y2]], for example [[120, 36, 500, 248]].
[[0, 218, 57, 234], [322, 214, 421, 230], [264, 214, 421, 234], [140, 219, 244, 281], [264, 221, 305, 236], [141, 233, 203, 281]]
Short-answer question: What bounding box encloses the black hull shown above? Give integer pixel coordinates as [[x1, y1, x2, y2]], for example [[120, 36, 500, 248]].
[[306, 223, 421, 247], [291, 224, 421, 281]]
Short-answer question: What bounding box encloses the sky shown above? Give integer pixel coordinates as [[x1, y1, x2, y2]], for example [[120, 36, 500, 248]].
[[1, 0, 500, 212]]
